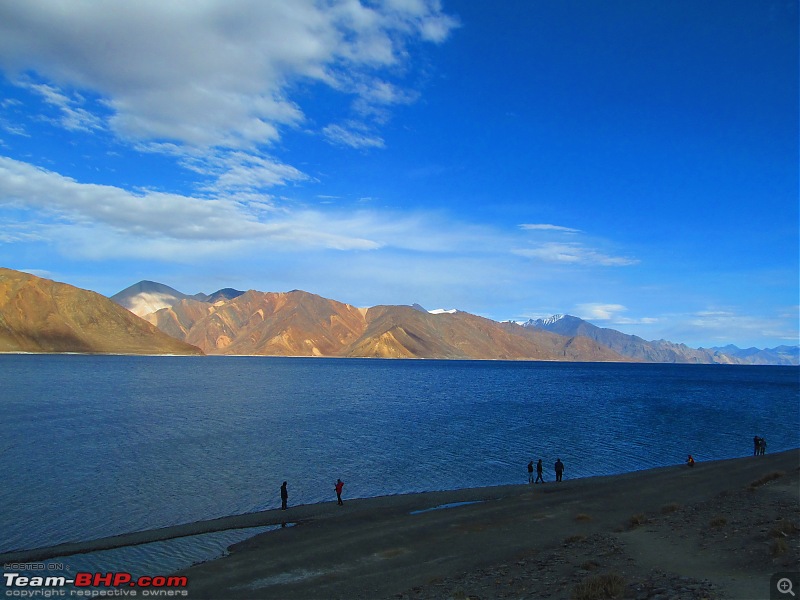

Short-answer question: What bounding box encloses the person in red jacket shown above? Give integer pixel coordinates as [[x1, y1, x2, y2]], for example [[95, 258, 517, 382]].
[[335, 479, 344, 506]]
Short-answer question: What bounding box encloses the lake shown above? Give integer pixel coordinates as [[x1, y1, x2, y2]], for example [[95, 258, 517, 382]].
[[1, 355, 798, 559]]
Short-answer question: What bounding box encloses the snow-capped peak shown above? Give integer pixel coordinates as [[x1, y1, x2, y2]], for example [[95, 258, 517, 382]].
[[429, 308, 457, 315], [518, 314, 566, 328], [538, 314, 565, 326]]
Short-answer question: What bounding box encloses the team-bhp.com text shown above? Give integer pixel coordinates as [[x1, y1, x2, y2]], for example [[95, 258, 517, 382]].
[[3, 572, 188, 597]]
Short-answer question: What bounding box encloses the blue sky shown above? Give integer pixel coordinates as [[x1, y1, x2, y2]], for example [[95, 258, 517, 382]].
[[0, 0, 797, 349]]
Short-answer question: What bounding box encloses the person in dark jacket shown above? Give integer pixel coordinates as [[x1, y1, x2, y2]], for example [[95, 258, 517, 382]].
[[280, 481, 288, 510], [554, 458, 564, 482], [527, 460, 534, 484], [535, 459, 544, 483]]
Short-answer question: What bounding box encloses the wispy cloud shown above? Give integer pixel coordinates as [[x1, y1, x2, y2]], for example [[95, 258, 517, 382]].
[[513, 242, 638, 266], [519, 223, 581, 233], [575, 303, 658, 325], [576, 303, 627, 321], [322, 122, 385, 149], [0, 154, 504, 259], [14, 78, 105, 132], [0, 156, 380, 251], [515, 223, 638, 267], [688, 309, 798, 344]]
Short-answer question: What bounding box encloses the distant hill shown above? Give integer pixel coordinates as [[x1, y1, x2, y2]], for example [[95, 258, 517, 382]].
[[0, 269, 203, 355], [142, 289, 628, 361], [711, 344, 799, 366], [199, 288, 245, 304], [111, 281, 244, 317], [111, 281, 191, 317], [522, 314, 744, 364]]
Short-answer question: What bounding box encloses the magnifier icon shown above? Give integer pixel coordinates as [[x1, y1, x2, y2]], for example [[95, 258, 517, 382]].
[[778, 578, 796, 597]]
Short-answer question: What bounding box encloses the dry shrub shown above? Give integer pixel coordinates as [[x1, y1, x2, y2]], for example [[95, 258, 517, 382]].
[[710, 516, 727, 528], [581, 560, 602, 571], [628, 513, 647, 528], [564, 534, 587, 545], [769, 519, 799, 538], [571, 573, 626, 600], [749, 471, 785, 489], [771, 538, 789, 557], [661, 503, 681, 514], [575, 513, 593, 522]]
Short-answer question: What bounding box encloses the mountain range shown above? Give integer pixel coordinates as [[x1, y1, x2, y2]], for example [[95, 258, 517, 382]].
[[119, 285, 624, 361], [0, 269, 796, 364], [521, 315, 798, 366]]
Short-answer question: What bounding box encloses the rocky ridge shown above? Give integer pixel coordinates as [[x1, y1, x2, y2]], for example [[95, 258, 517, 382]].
[[0, 268, 203, 355]]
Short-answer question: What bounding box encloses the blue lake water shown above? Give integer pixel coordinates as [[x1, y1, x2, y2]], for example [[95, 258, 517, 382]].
[[1, 355, 798, 567]]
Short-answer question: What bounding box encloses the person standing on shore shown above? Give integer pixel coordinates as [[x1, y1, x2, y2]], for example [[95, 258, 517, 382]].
[[527, 461, 534, 484], [686, 454, 695, 467], [753, 435, 761, 456], [535, 459, 544, 483], [335, 478, 344, 505], [554, 458, 564, 482], [759, 438, 766, 455], [280, 481, 288, 510]]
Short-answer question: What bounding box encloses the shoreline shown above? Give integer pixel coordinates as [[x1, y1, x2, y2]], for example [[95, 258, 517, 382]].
[[0, 461, 711, 561], [1, 451, 791, 562], [3, 352, 799, 366], [5, 451, 795, 599]]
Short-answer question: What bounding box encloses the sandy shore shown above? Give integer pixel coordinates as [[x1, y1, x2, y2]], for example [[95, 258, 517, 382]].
[[169, 449, 798, 599], [3, 450, 796, 599]]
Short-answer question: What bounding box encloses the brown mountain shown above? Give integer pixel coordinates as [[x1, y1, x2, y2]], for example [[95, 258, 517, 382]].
[[0, 268, 203, 355], [146, 288, 628, 361]]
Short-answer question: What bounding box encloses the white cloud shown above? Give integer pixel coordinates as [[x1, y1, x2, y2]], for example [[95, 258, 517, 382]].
[[519, 223, 581, 233], [0, 1, 457, 192], [322, 122, 385, 149], [0, 155, 505, 259], [515, 223, 637, 266], [0, 1, 455, 146], [688, 309, 797, 343], [576, 303, 629, 321], [513, 242, 638, 266], [15, 78, 104, 132], [0, 156, 380, 251]]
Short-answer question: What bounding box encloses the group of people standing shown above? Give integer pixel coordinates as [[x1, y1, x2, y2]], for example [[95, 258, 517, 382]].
[[527, 458, 565, 483], [280, 478, 345, 510], [753, 436, 767, 455]]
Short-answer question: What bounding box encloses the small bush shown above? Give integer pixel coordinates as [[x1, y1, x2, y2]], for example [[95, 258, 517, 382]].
[[771, 538, 789, 557], [571, 573, 626, 600], [661, 503, 681, 514], [581, 560, 602, 571], [769, 519, 799, 538], [564, 534, 587, 545], [629, 513, 647, 528], [575, 513, 593, 522], [710, 516, 727, 528]]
